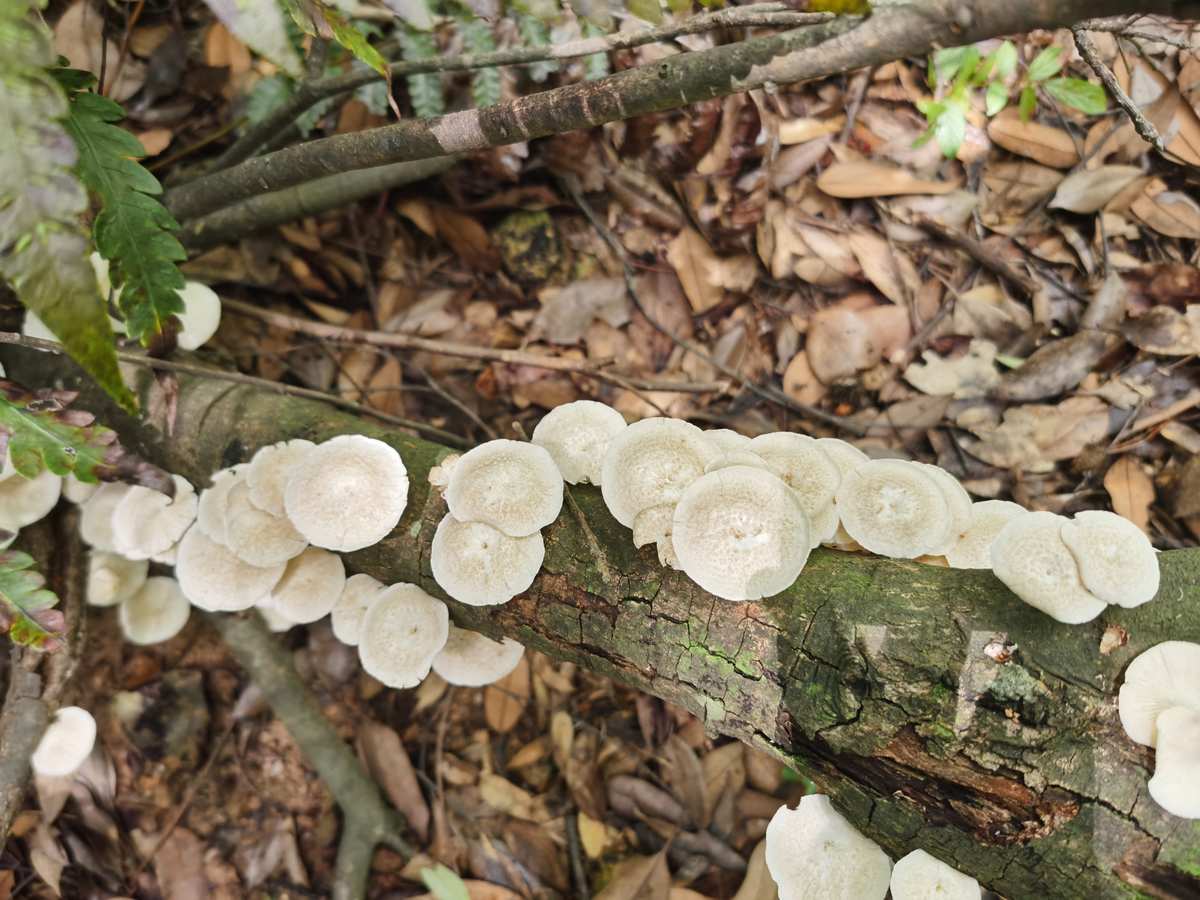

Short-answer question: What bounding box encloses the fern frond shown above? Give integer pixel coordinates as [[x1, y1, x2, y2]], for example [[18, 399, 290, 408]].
[[581, 21, 611, 80], [399, 28, 445, 118], [463, 20, 501, 108], [516, 14, 559, 84]]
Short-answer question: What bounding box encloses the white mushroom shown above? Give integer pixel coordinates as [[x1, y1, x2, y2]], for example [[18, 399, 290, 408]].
[[266, 547, 346, 625], [672, 466, 811, 602], [86, 552, 149, 607], [284, 434, 409, 552], [837, 460, 951, 559], [1060, 510, 1159, 608], [175, 281, 222, 351], [430, 514, 544, 607], [889, 849, 980, 900], [814, 438, 869, 550], [111, 474, 198, 561], [1118, 641, 1200, 747], [331, 573, 385, 646], [357, 583, 449, 689], [256, 601, 296, 633], [764, 794, 892, 900], [990, 511, 1107, 624], [79, 482, 134, 552], [531, 400, 627, 485], [62, 474, 99, 505], [705, 449, 770, 474], [632, 504, 681, 569], [444, 439, 563, 537], [706, 429, 754, 453], [1147, 706, 1200, 819], [30, 706, 97, 779], [916, 464, 973, 556], [224, 480, 307, 567], [600, 418, 721, 528], [946, 500, 1026, 569], [174, 524, 285, 612], [196, 465, 248, 545], [246, 439, 315, 517], [431, 624, 526, 686], [118, 576, 191, 645], [0, 469, 62, 534], [748, 433, 841, 546]]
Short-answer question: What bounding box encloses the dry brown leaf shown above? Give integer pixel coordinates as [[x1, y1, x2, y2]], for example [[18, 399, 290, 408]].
[[660, 735, 707, 827], [204, 21, 252, 73], [412, 881, 524, 900], [595, 852, 670, 900], [816, 160, 958, 198], [959, 396, 1110, 471], [136, 128, 173, 157], [358, 721, 430, 841], [431, 207, 500, 272], [700, 743, 745, 825], [987, 111, 1079, 168], [779, 116, 844, 145], [1049, 166, 1143, 214], [479, 774, 548, 822], [577, 811, 614, 859], [806, 301, 911, 384], [151, 827, 209, 900], [533, 278, 629, 345], [666, 228, 757, 313], [904, 339, 1000, 399], [485, 654, 530, 733], [846, 230, 919, 304], [982, 161, 1063, 218], [30, 825, 67, 896], [781, 351, 825, 406], [54, 1, 146, 101], [1130, 179, 1200, 239], [732, 840, 778, 900], [1103, 457, 1154, 534], [1122, 306, 1200, 356], [365, 356, 406, 416]]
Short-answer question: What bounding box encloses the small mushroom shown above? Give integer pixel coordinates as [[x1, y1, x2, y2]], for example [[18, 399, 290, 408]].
[[990, 511, 1107, 624], [256, 602, 296, 633], [1060, 510, 1159, 608], [175, 524, 286, 612], [86, 552, 149, 607], [266, 547, 346, 625], [118, 576, 191, 645], [31, 706, 97, 779], [531, 400, 627, 485], [0, 468, 62, 535], [357, 583, 449, 689], [765, 794, 892, 900], [246, 439, 315, 517], [889, 849, 980, 900], [430, 514, 544, 606], [224, 480, 308, 567], [706, 429, 754, 453], [175, 281, 222, 351], [816, 438, 870, 551], [1118, 641, 1200, 747], [1147, 706, 1200, 819], [284, 435, 409, 552], [916, 464, 973, 556], [196, 465, 248, 545], [62, 474, 99, 505], [331, 573, 385, 646], [946, 500, 1025, 569], [111, 474, 198, 561], [79, 483, 135, 552], [601, 418, 721, 528], [444, 439, 563, 537], [632, 504, 681, 569], [749, 433, 841, 546], [837, 460, 951, 559], [431, 624, 526, 686], [672, 466, 811, 602]]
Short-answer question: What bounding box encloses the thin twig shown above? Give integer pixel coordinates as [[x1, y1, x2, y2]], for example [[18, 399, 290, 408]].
[[1072, 26, 1166, 153]]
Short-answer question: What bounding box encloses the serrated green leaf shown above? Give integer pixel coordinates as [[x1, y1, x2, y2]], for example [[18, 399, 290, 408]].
[[1043, 77, 1106, 116], [64, 89, 187, 345], [1019, 84, 1037, 121], [0, 387, 116, 482], [463, 20, 501, 108], [932, 46, 971, 86], [933, 104, 966, 159], [990, 40, 1018, 80], [1027, 45, 1063, 82], [985, 79, 1009, 117], [399, 27, 445, 118], [323, 6, 388, 78], [0, 550, 60, 650], [420, 865, 470, 900]]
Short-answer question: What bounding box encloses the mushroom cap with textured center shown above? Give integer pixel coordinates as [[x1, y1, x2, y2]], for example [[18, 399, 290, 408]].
[[267, 547, 346, 625], [1118, 641, 1200, 747], [31, 706, 97, 779], [119, 576, 191, 645], [196, 465, 247, 546], [79, 483, 135, 552], [889, 849, 981, 900], [764, 794, 892, 900], [111, 474, 198, 561], [444, 439, 563, 537], [430, 514, 544, 606], [837, 460, 951, 559], [175, 524, 285, 612], [357, 583, 449, 689], [1147, 706, 1200, 819], [247, 439, 315, 517], [224, 480, 308, 567], [601, 418, 721, 528], [284, 434, 409, 552], [0, 468, 62, 534], [749, 433, 841, 545], [990, 511, 1107, 624], [531, 400, 627, 485], [1060, 510, 1159, 608], [946, 500, 1025, 569], [672, 466, 811, 601], [86, 552, 149, 607], [331, 573, 385, 646], [432, 624, 526, 686]]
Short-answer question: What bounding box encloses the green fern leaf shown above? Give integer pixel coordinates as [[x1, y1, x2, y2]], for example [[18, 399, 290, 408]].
[[0, 550, 61, 650], [516, 14, 559, 83], [0, 0, 135, 413], [63, 89, 187, 345], [581, 21, 610, 80], [463, 20, 501, 108], [399, 28, 445, 118], [0, 381, 123, 482]]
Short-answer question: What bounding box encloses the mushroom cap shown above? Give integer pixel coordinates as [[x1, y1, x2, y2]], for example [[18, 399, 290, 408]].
[[704, 449, 770, 474], [246, 439, 316, 517], [111, 474, 198, 560], [31, 706, 97, 779], [86, 551, 149, 607], [196, 465, 247, 546], [79, 483, 135, 552], [175, 281, 222, 351], [444, 439, 563, 537], [62, 474, 99, 505], [0, 468, 62, 533], [175, 524, 285, 612], [119, 576, 191, 645], [1147, 706, 1200, 819], [946, 500, 1026, 569], [266, 547, 346, 625], [331, 573, 385, 646], [889, 849, 980, 900], [990, 511, 1107, 624], [672, 466, 811, 602], [764, 794, 892, 900], [284, 434, 409, 552], [632, 504, 681, 569], [431, 624, 526, 686], [916, 464, 973, 556], [600, 418, 721, 527], [430, 514, 544, 607], [357, 583, 449, 689], [815, 437, 870, 476], [531, 400, 627, 485], [256, 601, 296, 633], [1118, 641, 1200, 747], [749, 433, 841, 546], [837, 460, 951, 559], [224, 480, 308, 567], [1060, 510, 1159, 608]]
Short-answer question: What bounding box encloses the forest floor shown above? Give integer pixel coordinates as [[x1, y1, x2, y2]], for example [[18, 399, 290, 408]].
[[4, 4, 1199, 898]]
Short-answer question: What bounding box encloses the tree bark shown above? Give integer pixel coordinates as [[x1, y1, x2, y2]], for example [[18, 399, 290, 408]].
[[5, 345, 1199, 899]]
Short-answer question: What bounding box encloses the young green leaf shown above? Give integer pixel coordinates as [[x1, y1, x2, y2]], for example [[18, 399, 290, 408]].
[[986, 79, 1009, 117], [517, 14, 559, 83], [463, 19, 502, 108], [420, 866, 470, 900], [399, 27, 445, 118], [581, 21, 611, 80], [1027, 45, 1063, 82], [932, 46, 972, 86], [0, 550, 62, 650], [990, 40, 1018, 80], [933, 104, 966, 159], [1019, 84, 1037, 121], [626, 0, 663, 25], [1043, 77, 1107, 115]]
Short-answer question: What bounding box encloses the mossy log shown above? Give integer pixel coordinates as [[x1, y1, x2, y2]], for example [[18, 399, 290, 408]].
[[6, 346, 1199, 899]]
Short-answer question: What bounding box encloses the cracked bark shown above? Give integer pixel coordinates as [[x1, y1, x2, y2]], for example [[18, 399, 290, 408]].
[[5, 345, 1199, 899]]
